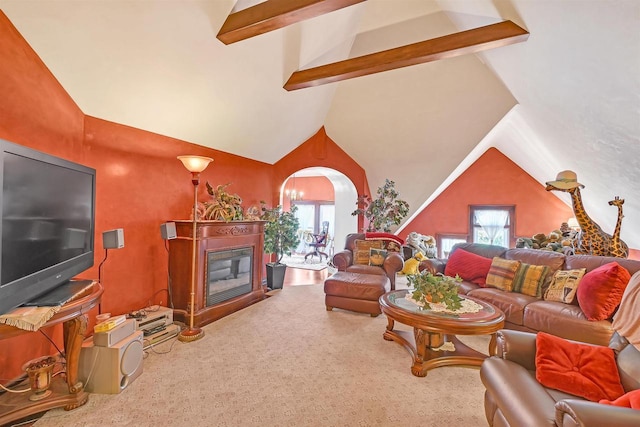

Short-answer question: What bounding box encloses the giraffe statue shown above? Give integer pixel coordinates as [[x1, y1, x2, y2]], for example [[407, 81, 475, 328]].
[[545, 170, 622, 257], [608, 196, 629, 258]]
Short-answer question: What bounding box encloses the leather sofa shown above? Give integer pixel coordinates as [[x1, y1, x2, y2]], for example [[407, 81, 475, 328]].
[[332, 233, 404, 291], [419, 243, 640, 346], [480, 329, 640, 427]]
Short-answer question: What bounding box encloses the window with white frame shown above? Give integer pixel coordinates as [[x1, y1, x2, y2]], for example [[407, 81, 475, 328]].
[[436, 234, 469, 258], [470, 206, 514, 248]]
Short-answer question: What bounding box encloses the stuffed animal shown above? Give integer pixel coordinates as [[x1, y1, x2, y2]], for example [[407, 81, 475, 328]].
[[401, 252, 426, 275], [406, 232, 437, 257]]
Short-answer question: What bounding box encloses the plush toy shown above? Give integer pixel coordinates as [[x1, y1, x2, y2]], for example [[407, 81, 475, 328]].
[[406, 232, 437, 258], [401, 252, 426, 275]]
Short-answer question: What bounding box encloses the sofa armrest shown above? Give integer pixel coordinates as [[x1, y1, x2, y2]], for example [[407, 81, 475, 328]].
[[495, 330, 537, 371], [418, 258, 446, 275], [332, 250, 352, 271], [555, 399, 640, 427]]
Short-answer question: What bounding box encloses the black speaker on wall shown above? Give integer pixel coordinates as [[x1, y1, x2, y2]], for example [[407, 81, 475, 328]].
[[160, 222, 177, 240]]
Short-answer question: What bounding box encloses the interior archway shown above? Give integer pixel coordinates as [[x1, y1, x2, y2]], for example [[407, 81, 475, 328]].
[[279, 167, 358, 258]]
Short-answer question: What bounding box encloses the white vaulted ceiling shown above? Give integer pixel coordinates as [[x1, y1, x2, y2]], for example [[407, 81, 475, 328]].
[[0, 0, 639, 248]]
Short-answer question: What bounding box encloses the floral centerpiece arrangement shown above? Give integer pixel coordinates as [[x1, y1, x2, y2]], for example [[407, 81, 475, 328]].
[[406, 271, 463, 311]]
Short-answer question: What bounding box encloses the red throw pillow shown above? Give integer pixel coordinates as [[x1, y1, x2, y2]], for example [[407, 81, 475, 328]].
[[444, 249, 492, 286], [365, 232, 404, 245], [600, 389, 640, 409], [535, 332, 625, 402], [576, 262, 631, 321]]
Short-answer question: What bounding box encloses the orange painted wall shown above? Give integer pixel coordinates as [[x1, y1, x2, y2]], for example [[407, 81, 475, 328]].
[[0, 13, 273, 382], [282, 176, 334, 211], [273, 127, 369, 231], [0, 11, 371, 384], [0, 11, 86, 384], [400, 148, 575, 243]]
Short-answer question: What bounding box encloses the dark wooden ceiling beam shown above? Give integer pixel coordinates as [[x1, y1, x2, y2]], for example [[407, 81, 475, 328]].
[[284, 20, 529, 91], [217, 0, 366, 45]]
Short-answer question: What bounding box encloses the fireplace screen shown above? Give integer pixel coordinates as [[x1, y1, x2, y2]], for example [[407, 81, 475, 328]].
[[206, 247, 253, 306]]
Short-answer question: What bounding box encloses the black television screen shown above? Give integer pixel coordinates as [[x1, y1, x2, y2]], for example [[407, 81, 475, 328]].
[[0, 139, 96, 315]]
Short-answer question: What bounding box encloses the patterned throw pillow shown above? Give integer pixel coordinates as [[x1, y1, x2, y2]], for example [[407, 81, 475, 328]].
[[512, 263, 550, 298], [353, 240, 383, 265], [365, 233, 403, 252], [368, 248, 388, 267], [544, 268, 586, 303], [486, 257, 521, 291]]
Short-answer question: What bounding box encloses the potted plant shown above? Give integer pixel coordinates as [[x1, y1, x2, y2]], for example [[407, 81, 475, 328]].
[[197, 182, 244, 221], [260, 202, 300, 290], [352, 179, 410, 232], [406, 271, 463, 311]]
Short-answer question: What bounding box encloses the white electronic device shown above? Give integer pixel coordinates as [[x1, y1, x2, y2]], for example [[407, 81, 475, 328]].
[[79, 330, 144, 394], [93, 318, 136, 347]]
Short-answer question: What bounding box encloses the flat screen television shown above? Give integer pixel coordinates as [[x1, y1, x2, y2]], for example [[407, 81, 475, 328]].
[[0, 138, 96, 315]]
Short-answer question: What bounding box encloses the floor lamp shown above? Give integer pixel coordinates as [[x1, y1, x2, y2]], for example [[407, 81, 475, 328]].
[[177, 155, 213, 343]]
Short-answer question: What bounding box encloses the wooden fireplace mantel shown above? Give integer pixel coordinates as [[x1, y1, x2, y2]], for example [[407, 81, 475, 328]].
[[168, 220, 266, 328]]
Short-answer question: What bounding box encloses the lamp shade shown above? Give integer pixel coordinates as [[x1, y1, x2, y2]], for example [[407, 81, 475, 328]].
[[177, 155, 213, 173]]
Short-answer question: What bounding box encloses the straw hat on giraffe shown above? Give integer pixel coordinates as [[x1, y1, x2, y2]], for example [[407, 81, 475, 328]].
[[546, 170, 584, 189]]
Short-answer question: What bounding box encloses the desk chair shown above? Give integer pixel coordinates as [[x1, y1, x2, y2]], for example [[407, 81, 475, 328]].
[[304, 221, 329, 262]]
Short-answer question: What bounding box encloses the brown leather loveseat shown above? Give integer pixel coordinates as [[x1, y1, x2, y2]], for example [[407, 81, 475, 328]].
[[480, 329, 640, 426], [419, 243, 640, 346]]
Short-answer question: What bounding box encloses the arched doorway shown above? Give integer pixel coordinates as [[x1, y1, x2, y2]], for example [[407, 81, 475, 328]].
[[279, 167, 357, 257]]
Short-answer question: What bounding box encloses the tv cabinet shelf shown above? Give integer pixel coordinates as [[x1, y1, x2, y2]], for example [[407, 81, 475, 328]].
[[0, 281, 102, 425]]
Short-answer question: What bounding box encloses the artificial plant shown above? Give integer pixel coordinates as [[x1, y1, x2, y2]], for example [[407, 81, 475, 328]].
[[352, 179, 410, 232], [260, 202, 300, 264], [198, 182, 244, 221], [406, 271, 463, 311]]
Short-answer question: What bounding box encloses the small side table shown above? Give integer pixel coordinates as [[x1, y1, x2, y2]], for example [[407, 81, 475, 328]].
[[0, 281, 103, 425]]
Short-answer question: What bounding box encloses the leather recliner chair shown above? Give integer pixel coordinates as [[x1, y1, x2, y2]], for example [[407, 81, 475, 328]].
[[480, 329, 640, 427], [331, 233, 404, 290]]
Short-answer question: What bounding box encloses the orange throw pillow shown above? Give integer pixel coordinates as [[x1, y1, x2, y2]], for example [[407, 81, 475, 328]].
[[600, 389, 640, 410], [576, 262, 631, 321], [444, 249, 492, 286], [535, 332, 625, 402]]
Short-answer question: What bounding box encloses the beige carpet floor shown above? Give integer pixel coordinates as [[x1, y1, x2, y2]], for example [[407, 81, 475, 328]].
[[34, 282, 490, 427]]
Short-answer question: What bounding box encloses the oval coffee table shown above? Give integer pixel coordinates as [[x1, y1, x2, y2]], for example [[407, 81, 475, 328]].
[[379, 289, 505, 377]]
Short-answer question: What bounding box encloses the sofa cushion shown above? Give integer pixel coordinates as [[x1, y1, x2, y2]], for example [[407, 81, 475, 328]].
[[512, 263, 549, 298], [346, 264, 385, 276], [365, 232, 403, 252], [577, 262, 631, 321], [486, 257, 521, 291], [523, 300, 614, 346], [353, 239, 383, 265], [505, 248, 566, 293], [535, 332, 625, 402], [566, 255, 640, 277], [444, 248, 492, 286], [468, 288, 537, 325], [543, 268, 586, 304]]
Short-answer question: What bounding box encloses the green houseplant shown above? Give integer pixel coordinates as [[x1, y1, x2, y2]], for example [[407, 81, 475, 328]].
[[260, 202, 300, 290], [352, 179, 410, 232], [406, 271, 463, 311]]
